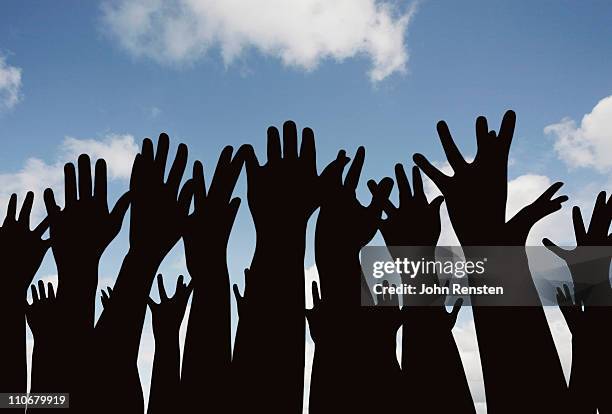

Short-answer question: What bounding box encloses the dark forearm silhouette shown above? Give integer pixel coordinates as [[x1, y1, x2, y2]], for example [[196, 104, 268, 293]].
[[369, 163, 475, 413], [556, 285, 597, 414], [42, 155, 129, 407], [92, 134, 192, 413], [308, 146, 400, 413], [545, 192, 612, 413], [0, 192, 49, 400], [414, 111, 569, 413], [181, 147, 243, 409], [232, 121, 331, 413], [147, 275, 192, 414]]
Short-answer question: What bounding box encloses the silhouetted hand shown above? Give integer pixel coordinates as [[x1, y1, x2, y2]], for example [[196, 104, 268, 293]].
[[544, 191, 612, 304], [363, 280, 403, 337], [43, 155, 130, 268], [556, 284, 584, 336], [403, 281, 463, 331], [369, 164, 444, 247], [183, 146, 243, 276], [0, 192, 50, 294], [316, 147, 393, 254], [130, 134, 192, 262], [240, 121, 320, 234], [414, 111, 567, 245], [100, 286, 113, 309], [232, 269, 251, 317], [148, 275, 192, 337], [26, 281, 59, 339]]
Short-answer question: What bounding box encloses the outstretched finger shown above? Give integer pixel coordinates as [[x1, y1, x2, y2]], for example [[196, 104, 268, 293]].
[[192, 161, 206, 211], [437, 121, 467, 171], [64, 162, 77, 207], [498, 110, 516, 150], [110, 191, 131, 230], [572, 206, 587, 245], [345, 146, 365, 191], [154, 133, 170, 181], [413, 154, 448, 191], [267, 127, 281, 164], [167, 143, 189, 195], [18, 191, 34, 228], [282, 121, 298, 159], [395, 163, 412, 205], [4, 193, 17, 224], [94, 159, 108, 207], [43, 188, 60, 219], [157, 274, 168, 302], [542, 238, 569, 260], [78, 154, 93, 200], [300, 127, 317, 175]]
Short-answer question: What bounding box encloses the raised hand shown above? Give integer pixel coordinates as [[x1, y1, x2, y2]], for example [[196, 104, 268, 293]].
[[26, 281, 59, 340], [183, 146, 243, 277], [0, 192, 50, 294], [240, 121, 320, 234], [43, 155, 130, 269], [556, 284, 584, 335], [316, 147, 393, 255], [26, 280, 70, 394], [147, 274, 192, 337], [544, 191, 612, 305], [130, 133, 192, 263], [414, 111, 567, 245], [100, 287, 113, 309], [147, 274, 191, 414], [369, 164, 444, 247]]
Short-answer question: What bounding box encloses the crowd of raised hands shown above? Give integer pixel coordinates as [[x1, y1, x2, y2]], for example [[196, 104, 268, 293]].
[[1, 111, 612, 414]]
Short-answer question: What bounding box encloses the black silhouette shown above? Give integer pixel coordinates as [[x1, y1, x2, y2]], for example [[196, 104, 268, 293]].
[[147, 275, 192, 414], [369, 163, 475, 413], [0, 192, 49, 401], [181, 146, 243, 410], [92, 134, 192, 413], [545, 192, 612, 413], [1, 113, 609, 414], [414, 111, 569, 412]]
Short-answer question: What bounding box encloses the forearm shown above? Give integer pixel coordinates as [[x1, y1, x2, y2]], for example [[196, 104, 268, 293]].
[[181, 260, 231, 394], [402, 326, 474, 411], [232, 230, 306, 412], [95, 248, 160, 361], [0, 298, 27, 392], [56, 260, 99, 333], [148, 337, 181, 414]]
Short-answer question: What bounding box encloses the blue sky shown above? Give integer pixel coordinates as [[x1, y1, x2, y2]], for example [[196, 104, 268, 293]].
[[2, 1, 612, 412]]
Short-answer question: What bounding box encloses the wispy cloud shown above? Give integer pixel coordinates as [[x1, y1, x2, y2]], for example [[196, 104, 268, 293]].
[[545, 95, 612, 172], [0, 54, 22, 111], [0, 134, 138, 222], [100, 0, 416, 82]]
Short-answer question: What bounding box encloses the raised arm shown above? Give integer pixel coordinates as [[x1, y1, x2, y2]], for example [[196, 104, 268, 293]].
[[544, 192, 612, 412], [92, 134, 192, 412], [147, 275, 192, 414], [0, 192, 49, 397], [232, 122, 323, 412], [414, 111, 569, 412], [181, 147, 243, 409], [369, 163, 475, 413], [309, 147, 399, 412]]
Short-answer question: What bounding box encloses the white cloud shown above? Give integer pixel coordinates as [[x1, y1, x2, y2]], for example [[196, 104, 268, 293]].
[[545, 95, 612, 172], [0, 134, 138, 222], [100, 0, 416, 82], [62, 134, 139, 180], [0, 55, 22, 111]]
